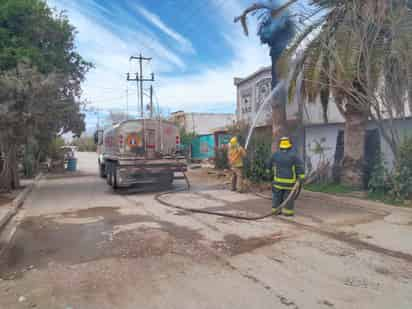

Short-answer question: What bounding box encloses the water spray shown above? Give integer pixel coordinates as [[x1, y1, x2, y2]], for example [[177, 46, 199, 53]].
[[245, 80, 286, 150]]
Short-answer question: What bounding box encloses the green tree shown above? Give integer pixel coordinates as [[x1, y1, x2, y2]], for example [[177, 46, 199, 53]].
[[72, 136, 97, 152], [0, 0, 92, 191], [235, 1, 296, 150], [238, 0, 412, 188], [281, 0, 412, 188]]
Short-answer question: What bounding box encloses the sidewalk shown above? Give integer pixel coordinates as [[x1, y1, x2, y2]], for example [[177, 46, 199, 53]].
[[0, 175, 41, 232]]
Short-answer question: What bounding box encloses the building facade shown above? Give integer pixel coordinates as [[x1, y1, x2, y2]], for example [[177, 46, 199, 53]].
[[234, 67, 303, 128], [169, 111, 235, 135], [234, 67, 412, 184]]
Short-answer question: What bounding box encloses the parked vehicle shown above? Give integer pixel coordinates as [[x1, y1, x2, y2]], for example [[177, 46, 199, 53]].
[[95, 119, 187, 189]]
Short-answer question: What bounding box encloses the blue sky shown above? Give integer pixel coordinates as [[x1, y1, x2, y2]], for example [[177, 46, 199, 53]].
[[46, 0, 303, 132]]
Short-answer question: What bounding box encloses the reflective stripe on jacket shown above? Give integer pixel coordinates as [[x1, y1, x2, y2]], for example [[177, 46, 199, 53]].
[[267, 150, 305, 190], [229, 145, 246, 168]]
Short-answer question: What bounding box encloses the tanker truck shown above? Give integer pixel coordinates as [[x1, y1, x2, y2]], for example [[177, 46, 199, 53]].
[[95, 119, 187, 189]]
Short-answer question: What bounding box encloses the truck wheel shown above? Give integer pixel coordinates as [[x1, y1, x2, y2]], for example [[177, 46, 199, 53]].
[[106, 163, 113, 186], [160, 172, 173, 187], [168, 174, 174, 185], [112, 164, 118, 189], [99, 163, 106, 178]]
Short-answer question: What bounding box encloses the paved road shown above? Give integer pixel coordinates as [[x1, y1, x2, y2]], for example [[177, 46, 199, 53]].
[[1, 152, 412, 308]]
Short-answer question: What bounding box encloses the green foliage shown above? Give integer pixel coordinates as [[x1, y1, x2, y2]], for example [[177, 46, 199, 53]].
[[71, 137, 97, 152], [277, 0, 412, 166], [178, 128, 196, 157], [48, 137, 65, 160], [305, 183, 355, 195], [368, 137, 412, 202], [243, 135, 272, 183], [179, 128, 196, 146], [368, 153, 389, 196], [215, 147, 229, 170], [391, 136, 412, 200], [0, 0, 92, 77], [0, 0, 92, 189], [23, 140, 37, 178]]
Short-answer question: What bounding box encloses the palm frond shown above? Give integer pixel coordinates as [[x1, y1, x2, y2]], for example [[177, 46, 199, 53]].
[[234, 0, 298, 36], [276, 19, 325, 79]]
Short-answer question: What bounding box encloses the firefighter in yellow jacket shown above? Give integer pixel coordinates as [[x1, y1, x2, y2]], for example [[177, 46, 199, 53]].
[[266, 137, 305, 216], [228, 137, 246, 193]]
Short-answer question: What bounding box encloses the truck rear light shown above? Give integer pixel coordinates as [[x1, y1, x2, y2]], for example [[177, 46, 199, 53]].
[[119, 135, 124, 146], [176, 136, 180, 145]]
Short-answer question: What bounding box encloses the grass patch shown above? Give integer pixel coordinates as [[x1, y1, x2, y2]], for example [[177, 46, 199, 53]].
[[305, 183, 356, 195], [367, 191, 411, 207], [305, 182, 412, 207]]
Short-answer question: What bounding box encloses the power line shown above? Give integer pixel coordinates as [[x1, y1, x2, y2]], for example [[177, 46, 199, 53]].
[[127, 54, 155, 118]]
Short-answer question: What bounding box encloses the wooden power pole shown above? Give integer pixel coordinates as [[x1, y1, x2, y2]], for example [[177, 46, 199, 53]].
[[126, 54, 154, 118]]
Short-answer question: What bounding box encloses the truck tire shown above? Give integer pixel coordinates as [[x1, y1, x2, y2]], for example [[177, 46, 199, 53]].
[[99, 163, 106, 178], [112, 163, 118, 189], [160, 172, 173, 187], [106, 162, 113, 186]]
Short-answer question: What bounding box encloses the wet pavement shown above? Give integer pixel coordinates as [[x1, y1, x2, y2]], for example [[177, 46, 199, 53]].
[[0, 152, 412, 308]]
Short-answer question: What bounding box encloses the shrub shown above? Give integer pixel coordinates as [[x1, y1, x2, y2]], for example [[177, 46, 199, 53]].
[[215, 146, 229, 170], [368, 136, 412, 202], [72, 137, 97, 152], [48, 137, 65, 160], [368, 153, 389, 196], [391, 136, 412, 199], [243, 136, 272, 183]]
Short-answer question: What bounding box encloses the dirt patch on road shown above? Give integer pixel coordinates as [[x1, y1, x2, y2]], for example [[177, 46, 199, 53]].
[[202, 198, 269, 216], [0, 195, 12, 207], [0, 206, 209, 279], [212, 233, 287, 256], [45, 172, 97, 180]]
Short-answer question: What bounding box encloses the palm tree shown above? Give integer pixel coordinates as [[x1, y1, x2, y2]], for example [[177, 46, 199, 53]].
[[238, 0, 412, 188], [235, 0, 297, 150]]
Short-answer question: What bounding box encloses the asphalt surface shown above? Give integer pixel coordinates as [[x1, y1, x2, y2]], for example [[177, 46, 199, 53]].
[[0, 152, 412, 309]]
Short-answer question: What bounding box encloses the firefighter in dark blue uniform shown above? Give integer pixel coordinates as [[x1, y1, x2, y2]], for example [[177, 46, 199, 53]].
[[266, 137, 305, 216]]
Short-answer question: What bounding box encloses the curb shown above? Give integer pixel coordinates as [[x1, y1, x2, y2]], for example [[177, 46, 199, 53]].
[[0, 173, 42, 232], [301, 189, 412, 214]]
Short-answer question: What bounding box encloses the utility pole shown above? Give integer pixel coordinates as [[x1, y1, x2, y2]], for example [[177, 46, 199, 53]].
[[126, 87, 129, 120], [126, 54, 154, 118], [126, 54, 155, 155], [149, 85, 153, 119]]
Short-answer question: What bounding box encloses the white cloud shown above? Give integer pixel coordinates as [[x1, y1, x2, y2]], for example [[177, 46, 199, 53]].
[[156, 0, 270, 110], [135, 5, 195, 54], [47, 0, 271, 116]]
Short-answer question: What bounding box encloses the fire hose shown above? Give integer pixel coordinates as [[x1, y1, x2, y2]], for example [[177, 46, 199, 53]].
[[154, 174, 303, 221]]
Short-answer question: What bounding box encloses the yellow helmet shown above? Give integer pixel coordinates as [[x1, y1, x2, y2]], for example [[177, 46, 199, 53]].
[[279, 137, 292, 149], [230, 137, 238, 146]]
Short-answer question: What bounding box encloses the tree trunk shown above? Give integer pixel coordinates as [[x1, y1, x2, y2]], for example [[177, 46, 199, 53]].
[[272, 103, 288, 152], [340, 104, 367, 188], [408, 63, 412, 116], [320, 87, 329, 123], [0, 140, 20, 192], [270, 52, 289, 152], [9, 145, 20, 189]]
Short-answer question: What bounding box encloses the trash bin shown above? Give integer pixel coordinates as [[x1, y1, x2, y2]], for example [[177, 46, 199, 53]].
[[66, 158, 77, 172]]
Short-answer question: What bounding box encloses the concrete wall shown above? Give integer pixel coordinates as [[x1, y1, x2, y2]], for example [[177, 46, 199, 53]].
[[170, 112, 235, 135], [304, 118, 412, 173], [379, 118, 412, 169], [235, 68, 343, 128], [305, 124, 344, 173], [235, 67, 273, 127], [184, 113, 235, 135], [302, 98, 344, 125], [235, 67, 301, 128]]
